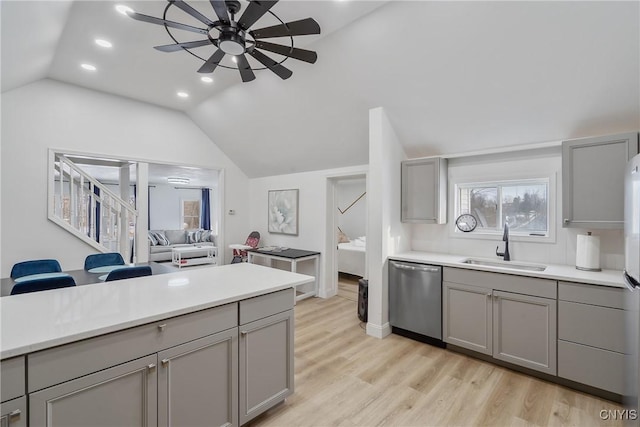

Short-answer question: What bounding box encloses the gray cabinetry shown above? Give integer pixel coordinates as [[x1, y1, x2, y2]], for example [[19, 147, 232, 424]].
[[1, 357, 26, 427], [29, 354, 158, 427], [0, 397, 26, 427], [442, 282, 492, 355], [557, 281, 626, 394], [443, 268, 557, 375], [401, 157, 447, 223], [492, 291, 556, 375], [239, 290, 295, 425], [562, 132, 638, 229], [158, 329, 238, 427]]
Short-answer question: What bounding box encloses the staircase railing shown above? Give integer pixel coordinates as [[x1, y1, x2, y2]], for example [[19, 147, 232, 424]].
[[48, 153, 138, 260]]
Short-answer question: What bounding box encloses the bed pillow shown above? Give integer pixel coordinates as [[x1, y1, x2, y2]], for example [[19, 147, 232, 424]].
[[338, 230, 350, 243]]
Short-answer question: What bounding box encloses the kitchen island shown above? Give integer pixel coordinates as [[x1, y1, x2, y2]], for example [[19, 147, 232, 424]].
[[0, 263, 314, 427]]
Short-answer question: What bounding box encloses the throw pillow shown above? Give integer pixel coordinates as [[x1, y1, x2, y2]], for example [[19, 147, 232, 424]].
[[188, 230, 202, 244], [148, 232, 158, 246], [200, 230, 212, 243], [153, 231, 170, 246], [338, 230, 350, 243]]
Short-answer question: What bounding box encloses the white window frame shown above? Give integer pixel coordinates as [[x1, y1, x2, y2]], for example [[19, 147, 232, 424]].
[[451, 175, 556, 243], [181, 198, 201, 230]]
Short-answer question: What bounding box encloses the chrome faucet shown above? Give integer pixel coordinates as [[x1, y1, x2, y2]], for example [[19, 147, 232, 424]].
[[496, 223, 511, 261]]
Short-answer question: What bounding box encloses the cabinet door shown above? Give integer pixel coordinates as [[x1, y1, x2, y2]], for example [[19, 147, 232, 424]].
[[442, 282, 492, 355], [401, 158, 447, 223], [562, 132, 638, 228], [29, 355, 157, 427], [0, 396, 26, 427], [158, 328, 238, 427], [239, 309, 294, 425], [492, 291, 557, 375]]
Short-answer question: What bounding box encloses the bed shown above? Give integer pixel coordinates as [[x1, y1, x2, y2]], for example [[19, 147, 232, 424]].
[[338, 238, 366, 277]]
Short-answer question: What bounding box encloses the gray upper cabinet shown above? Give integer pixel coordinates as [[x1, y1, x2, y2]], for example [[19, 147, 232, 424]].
[[401, 158, 447, 223], [562, 132, 639, 229]]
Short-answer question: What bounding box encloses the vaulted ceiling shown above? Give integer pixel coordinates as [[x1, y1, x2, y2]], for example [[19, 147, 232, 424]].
[[2, 1, 639, 177]]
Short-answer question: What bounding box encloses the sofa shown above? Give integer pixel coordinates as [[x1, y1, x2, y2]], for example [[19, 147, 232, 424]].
[[148, 229, 217, 262]]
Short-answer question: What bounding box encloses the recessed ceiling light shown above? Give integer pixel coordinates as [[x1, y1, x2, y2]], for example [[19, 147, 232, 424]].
[[115, 5, 134, 15], [95, 39, 113, 48], [200, 76, 213, 83], [177, 91, 189, 98], [81, 63, 97, 71]]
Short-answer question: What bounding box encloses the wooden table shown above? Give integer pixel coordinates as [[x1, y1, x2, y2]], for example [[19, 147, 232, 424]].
[[247, 248, 320, 301], [1, 262, 176, 297]]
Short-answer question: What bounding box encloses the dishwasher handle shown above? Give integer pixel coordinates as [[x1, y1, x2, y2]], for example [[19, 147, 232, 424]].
[[390, 261, 440, 273]]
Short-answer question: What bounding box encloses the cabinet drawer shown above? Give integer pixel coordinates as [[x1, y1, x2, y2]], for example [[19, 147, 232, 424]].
[[240, 289, 294, 325], [558, 301, 625, 352], [443, 267, 556, 299], [0, 396, 26, 427], [559, 281, 625, 309], [28, 303, 237, 392], [0, 356, 25, 403], [558, 340, 624, 394]]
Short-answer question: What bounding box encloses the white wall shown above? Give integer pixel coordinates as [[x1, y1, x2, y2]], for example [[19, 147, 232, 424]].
[[149, 185, 201, 231], [337, 178, 367, 240], [249, 164, 368, 298], [367, 107, 411, 339], [0, 79, 249, 274], [410, 147, 624, 270]]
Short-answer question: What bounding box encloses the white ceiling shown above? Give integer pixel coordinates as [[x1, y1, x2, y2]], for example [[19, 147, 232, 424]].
[[2, 1, 639, 178]]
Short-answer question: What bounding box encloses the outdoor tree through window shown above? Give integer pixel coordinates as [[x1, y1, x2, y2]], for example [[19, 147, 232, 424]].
[[182, 200, 201, 229], [457, 179, 549, 236]]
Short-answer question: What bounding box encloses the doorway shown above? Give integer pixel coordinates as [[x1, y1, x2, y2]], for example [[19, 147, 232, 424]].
[[325, 173, 367, 300]]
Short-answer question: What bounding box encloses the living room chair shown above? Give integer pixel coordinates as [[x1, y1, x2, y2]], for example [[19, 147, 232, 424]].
[[230, 231, 260, 264], [84, 252, 125, 270], [11, 275, 76, 295], [105, 266, 152, 282], [10, 259, 62, 279]]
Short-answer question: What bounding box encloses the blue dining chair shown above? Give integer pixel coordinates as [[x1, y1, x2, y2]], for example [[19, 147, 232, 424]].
[[84, 253, 125, 270], [10, 259, 62, 279], [10, 275, 76, 295], [105, 266, 152, 282]]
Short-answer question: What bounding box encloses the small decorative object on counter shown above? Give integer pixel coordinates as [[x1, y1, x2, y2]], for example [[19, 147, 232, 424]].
[[576, 231, 601, 271], [455, 213, 477, 232]]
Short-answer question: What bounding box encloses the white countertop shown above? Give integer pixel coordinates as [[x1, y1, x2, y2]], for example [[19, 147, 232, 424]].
[[0, 263, 314, 360], [390, 251, 626, 288]]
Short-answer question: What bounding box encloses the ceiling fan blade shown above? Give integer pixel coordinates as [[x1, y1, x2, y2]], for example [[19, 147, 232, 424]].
[[172, 0, 215, 26], [254, 41, 317, 63], [198, 49, 226, 73], [154, 39, 213, 52], [247, 49, 292, 80], [126, 11, 209, 35], [209, 0, 230, 23], [250, 18, 320, 39], [237, 0, 278, 31], [235, 54, 256, 82]]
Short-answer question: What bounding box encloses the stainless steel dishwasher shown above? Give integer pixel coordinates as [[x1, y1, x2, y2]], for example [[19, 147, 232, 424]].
[[389, 260, 444, 347]]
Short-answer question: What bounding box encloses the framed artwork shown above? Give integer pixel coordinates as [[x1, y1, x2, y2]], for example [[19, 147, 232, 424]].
[[268, 189, 299, 235]]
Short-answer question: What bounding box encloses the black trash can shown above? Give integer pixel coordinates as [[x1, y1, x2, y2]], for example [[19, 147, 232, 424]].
[[357, 278, 368, 322]]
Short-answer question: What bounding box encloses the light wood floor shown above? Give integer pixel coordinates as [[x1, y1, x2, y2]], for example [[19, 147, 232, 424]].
[[248, 280, 624, 427]]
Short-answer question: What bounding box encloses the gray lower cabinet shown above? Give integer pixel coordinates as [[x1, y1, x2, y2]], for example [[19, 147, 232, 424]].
[[557, 281, 626, 394], [492, 291, 557, 375], [562, 132, 638, 229], [158, 329, 238, 427], [0, 397, 27, 427], [29, 354, 158, 427], [442, 282, 492, 355], [239, 309, 294, 425], [442, 268, 557, 375]]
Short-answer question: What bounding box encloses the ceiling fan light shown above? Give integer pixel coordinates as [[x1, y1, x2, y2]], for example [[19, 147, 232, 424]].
[[167, 177, 190, 185], [219, 40, 245, 55], [81, 63, 97, 71]]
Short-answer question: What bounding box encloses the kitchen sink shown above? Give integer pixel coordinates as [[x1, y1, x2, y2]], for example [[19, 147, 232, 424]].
[[460, 258, 547, 272]]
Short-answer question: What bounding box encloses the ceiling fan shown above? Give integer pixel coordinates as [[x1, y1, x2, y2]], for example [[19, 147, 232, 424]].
[[127, 0, 321, 82]]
